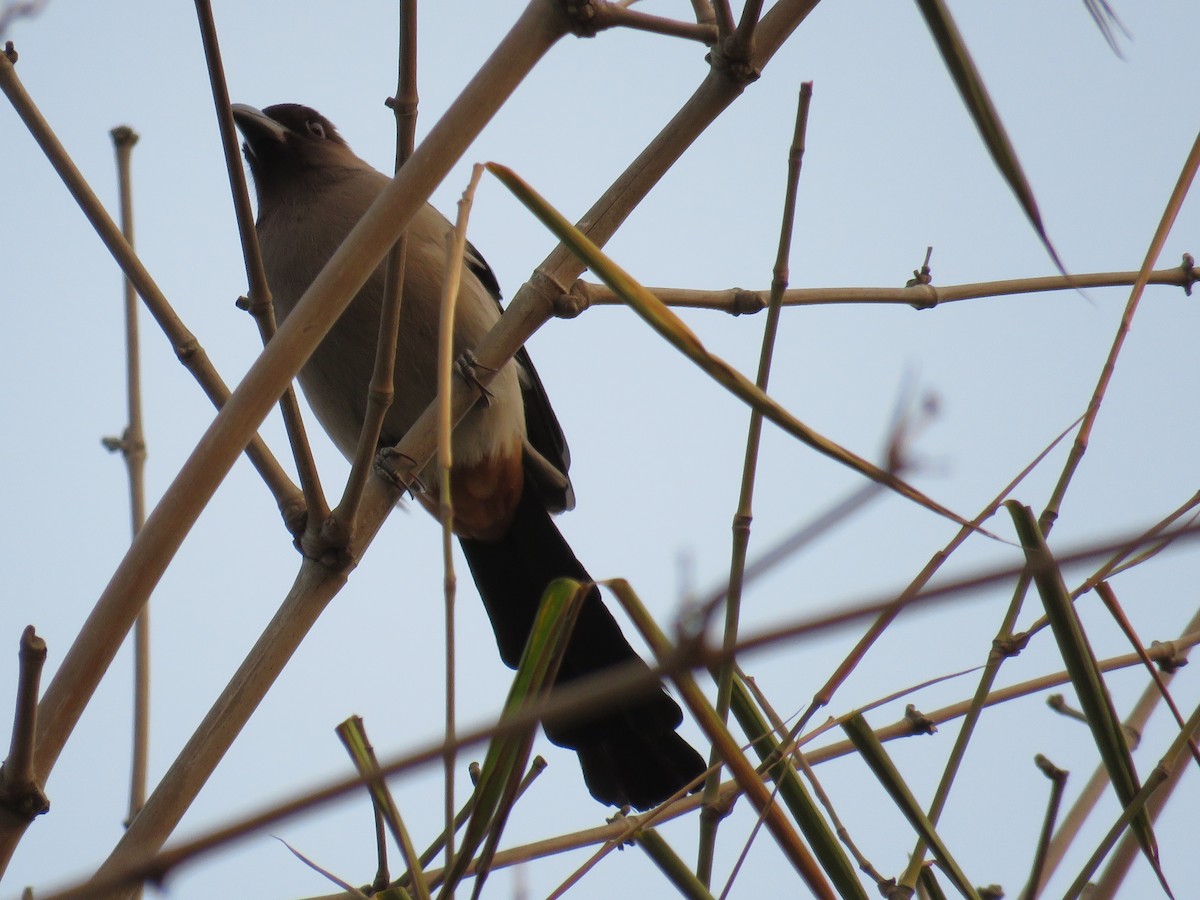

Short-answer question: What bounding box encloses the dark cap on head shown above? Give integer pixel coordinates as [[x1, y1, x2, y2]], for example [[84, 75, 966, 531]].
[[231, 103, 357, 195]]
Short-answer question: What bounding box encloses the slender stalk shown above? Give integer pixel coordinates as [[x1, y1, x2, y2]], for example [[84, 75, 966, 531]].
[[719, 668, 884, 897], [108, 126, 150, 864], [1020, 755, 1069, 900], [1041, 132, 1200, 533], [1075, 489, 1200, 597], [1011, 487, 1200, 654], [570, 258, 1199, 311], [436, 165, 487, 886], [327, 0, 420, 546], [589, 3, 718, 43], [699, 81, 812, 886], [898, 539, 1034, 890], [371, 802, 388, 894], [194, 0, 330, 539], [1015, 489, 1200, 650], [0, 628, 48, 823]]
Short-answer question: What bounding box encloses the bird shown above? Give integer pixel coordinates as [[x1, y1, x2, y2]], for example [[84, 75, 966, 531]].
[[231, 103, 706, 810]]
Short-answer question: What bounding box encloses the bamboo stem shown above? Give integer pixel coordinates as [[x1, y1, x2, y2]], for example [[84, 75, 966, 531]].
[[0, 628, 49, 826], [107, 125, 150, 861], [699, 81, 813, 887], [194, 0, 330, 539], [569, 259, 1199, 313], [326, 0, 420, 549]]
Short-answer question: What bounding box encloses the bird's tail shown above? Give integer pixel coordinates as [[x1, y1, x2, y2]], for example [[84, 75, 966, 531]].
[[458, 485, 706, 810]]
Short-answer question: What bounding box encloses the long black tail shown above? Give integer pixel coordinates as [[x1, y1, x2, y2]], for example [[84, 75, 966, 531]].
[[458, 485, 705, 809]]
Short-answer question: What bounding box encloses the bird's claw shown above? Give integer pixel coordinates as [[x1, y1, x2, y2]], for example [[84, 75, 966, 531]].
[[457, 351, 495, 407], [375, 447, 425, 495]]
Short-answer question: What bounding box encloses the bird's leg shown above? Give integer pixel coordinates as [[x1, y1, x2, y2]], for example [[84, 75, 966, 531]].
[[456, 350, 495, 407], [374, 447, 425, 496]]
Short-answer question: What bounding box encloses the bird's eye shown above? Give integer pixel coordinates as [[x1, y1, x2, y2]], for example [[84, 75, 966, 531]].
[[305, 120, 326, 139]]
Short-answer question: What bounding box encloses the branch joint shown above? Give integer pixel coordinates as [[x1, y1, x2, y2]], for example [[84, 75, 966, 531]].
[[561, 0, 600, 37], [1179, 252, 1196, 297], [1150, 639, 1187, 673], [730, 288, 765, 316], [707, 36, 761, 87], [109, 125, 139, 149]]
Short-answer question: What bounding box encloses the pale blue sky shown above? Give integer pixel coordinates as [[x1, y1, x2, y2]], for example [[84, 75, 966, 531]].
[[3, 1, 1198, 897]]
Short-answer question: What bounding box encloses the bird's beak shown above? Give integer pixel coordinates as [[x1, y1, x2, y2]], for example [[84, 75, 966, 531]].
[[231, 103, 287, 147]]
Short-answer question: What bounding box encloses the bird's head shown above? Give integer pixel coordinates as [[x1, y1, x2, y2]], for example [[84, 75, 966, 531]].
[[231, 103, 359, 198]]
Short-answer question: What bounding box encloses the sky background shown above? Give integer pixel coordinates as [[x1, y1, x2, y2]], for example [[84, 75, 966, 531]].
[[3, 1, 1199, 897]]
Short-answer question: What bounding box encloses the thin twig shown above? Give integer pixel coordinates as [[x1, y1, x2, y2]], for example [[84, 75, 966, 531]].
[[898, 520, 1035, 890], [0, 627, 49, 822], [1041, 133, 1200, 535], [194, 0, 330, 542], [569, 258, 1199, 313], [700, 80, 812, 887], [721, 669, 889, 896], [1020, 755, 1069, 900], [611, 580, 834, 898], [436, 165, 487, 886], [588, 2, 718, 43], [278, 837, 370, 897], [397, 756, 545, 893], [371, 801, 388, 894], [993, 135, 1200, 889], [325, 0, 420, 550], [107, 124, 150, 852]]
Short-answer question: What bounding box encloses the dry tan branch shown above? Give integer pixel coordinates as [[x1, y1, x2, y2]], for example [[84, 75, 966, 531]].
[[568, 258, 1200, 314], [0, 628, 49, 824]]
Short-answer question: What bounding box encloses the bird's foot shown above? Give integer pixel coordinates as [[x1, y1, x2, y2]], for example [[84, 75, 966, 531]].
[[456, 350, 495, 407], [375, 447, 425, 495]]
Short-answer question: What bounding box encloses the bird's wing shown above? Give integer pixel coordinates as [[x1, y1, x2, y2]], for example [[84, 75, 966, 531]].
[[465, 240, 576, 513]]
